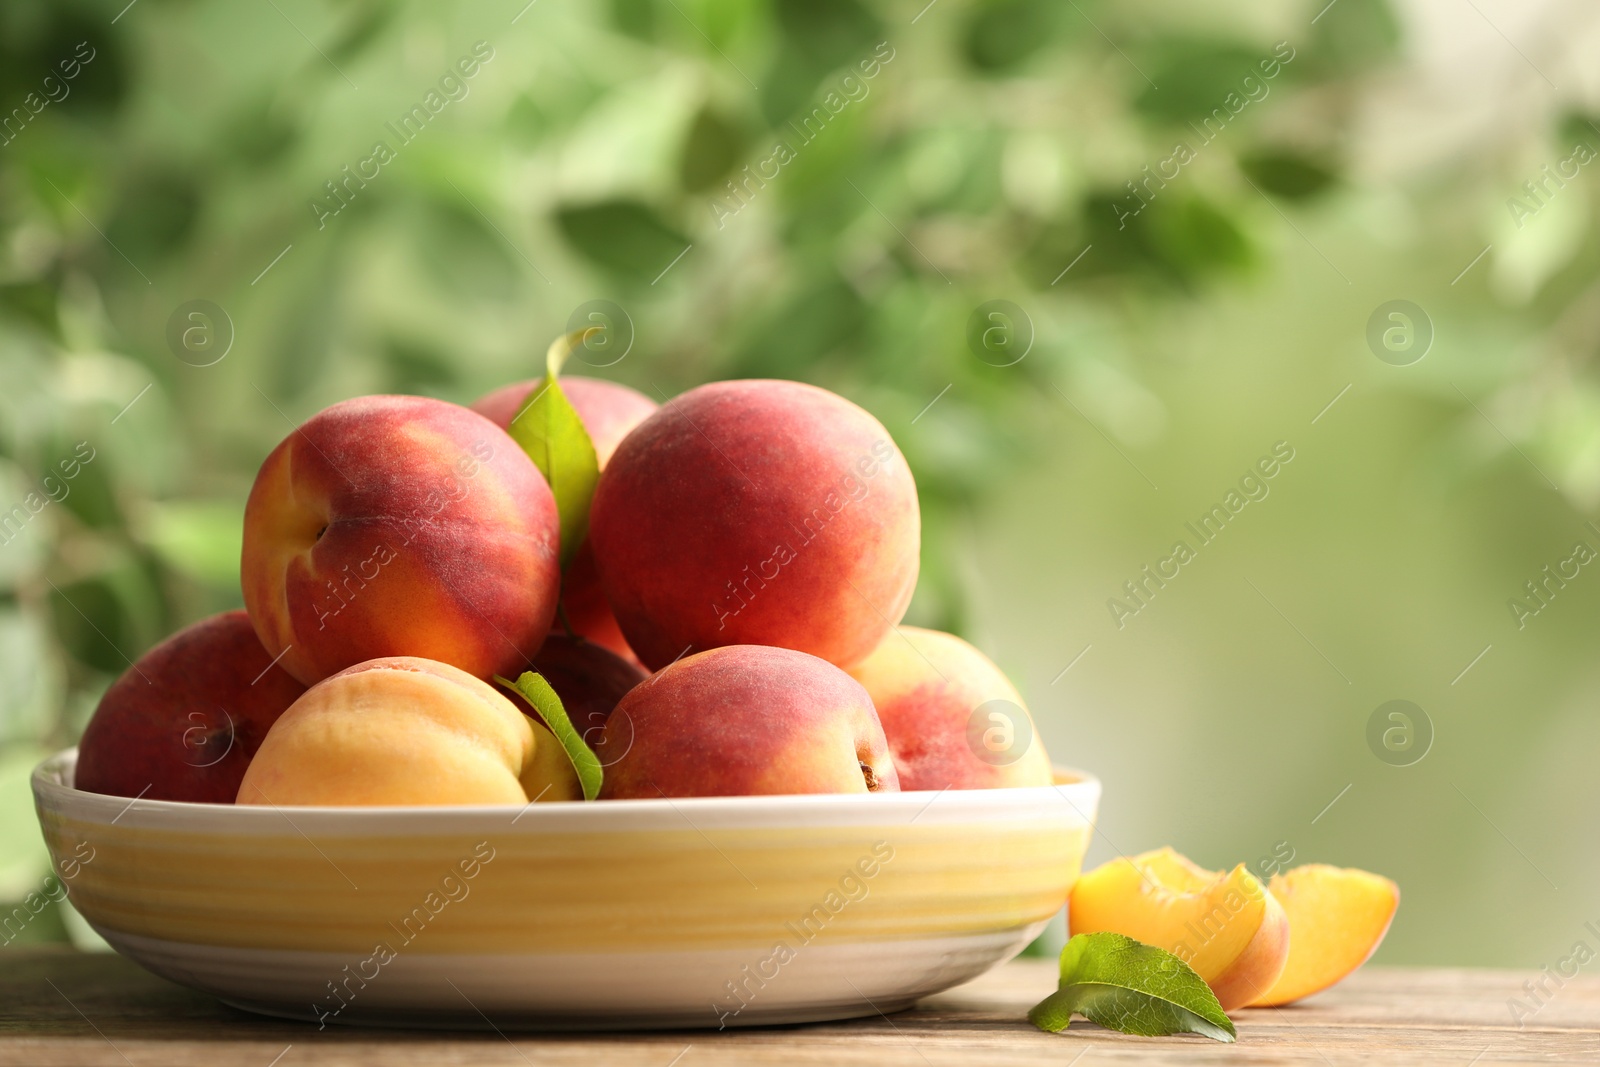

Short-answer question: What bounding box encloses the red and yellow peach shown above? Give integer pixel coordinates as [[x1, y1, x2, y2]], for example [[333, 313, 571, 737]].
[[240, 395, 559, 686], [846, 627, 1053, 791], [75, 610, 307, 803], [598, 644, 899, 799], [588, 380, 920, 670]]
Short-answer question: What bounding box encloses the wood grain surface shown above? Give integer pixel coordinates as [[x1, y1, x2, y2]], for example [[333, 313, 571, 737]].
[[0, 948, 1595, 1065]]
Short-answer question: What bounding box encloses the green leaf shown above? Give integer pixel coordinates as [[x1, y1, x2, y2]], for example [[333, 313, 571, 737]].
[[1239, 150, 1338, 201], [1147, 196, 1254, 280], [496, 671, 603, 801], [1304, 0, 1401, 78], [963, 0, 1064, 74], [1028, 932, 1236, 1042], [680, 107, 748, 193], [774, 0, 883, 69], [140, 500, 244, 588], [0, 745, 54, 900], [554, 200, 691, 283], [503, 333, 601, 570], [1133, 40, 1271, 123]]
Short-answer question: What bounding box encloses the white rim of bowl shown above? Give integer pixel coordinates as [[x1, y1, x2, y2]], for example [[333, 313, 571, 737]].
[[33, 748, 1101, 835]]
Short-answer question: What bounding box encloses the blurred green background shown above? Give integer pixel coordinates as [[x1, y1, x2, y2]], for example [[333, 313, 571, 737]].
[[2, 0, 1596, 968]]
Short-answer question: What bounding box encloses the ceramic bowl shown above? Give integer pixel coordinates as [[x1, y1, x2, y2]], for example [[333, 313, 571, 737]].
[[33, 749, 1098, 1029]]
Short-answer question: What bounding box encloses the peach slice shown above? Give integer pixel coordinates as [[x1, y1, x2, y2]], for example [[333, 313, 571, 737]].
[[1068, 848, 1290, 1011], [1249, 865, 1399, 1007]]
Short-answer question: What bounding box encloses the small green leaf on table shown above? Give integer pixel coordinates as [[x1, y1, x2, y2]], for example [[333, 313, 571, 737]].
[[496, 670, 603, 801], [1028, 932, 1236, 1042], [504, 331, 601, 570]]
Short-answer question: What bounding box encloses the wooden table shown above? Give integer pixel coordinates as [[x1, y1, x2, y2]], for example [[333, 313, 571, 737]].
[[0, 948, 1595, 1065]]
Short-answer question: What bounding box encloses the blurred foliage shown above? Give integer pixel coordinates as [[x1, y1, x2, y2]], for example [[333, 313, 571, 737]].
[[0, 0, 1597, 963]]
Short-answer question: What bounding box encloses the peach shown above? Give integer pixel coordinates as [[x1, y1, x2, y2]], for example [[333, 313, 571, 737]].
[[597, 645, 900, 799], [554, 543, 639, 668], [1249, 865, 1399, 1007], [75, 611, 307, 803], [527, 633, 647, 768], [237, 657, 579, 806], [471, 376, 656, 665], [241, 395, 560, 686], [1069, 848, 1290, 1011], [846, 627, 1053, 791], [588, 380, 920, 670]]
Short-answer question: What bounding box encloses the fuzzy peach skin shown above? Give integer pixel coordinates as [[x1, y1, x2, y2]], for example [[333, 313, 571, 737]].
[[471, 377, 656, 665], [76, 611, 307, 804], [588, 380, 920, 671], [846, 627, 1052, 791], [1250, 865, 1399, 1007], [598, 645, 900, 799], [241, 395, 560, 686], [237, 657, 579, 806], [1069, 848, 1291, 1012]]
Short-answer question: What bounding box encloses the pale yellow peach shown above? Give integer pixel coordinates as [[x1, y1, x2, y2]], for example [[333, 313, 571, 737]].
[[237, 657, 578, 806]]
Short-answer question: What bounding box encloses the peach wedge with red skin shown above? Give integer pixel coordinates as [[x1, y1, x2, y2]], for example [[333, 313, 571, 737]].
[[846, 626, 1053, 791], [588, 379, 920, 671], [1249, 865, 1400, 1007], [598, 645, 900, 799], [76, 611, 307, 804], [471, 376, 657, 665], [241, 395, 560, 686], [237, 657, 579, 806], [1069, 848, 1291, 1011]]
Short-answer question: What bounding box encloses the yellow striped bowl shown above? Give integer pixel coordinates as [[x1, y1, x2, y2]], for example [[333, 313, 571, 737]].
[[33, 749, 1098, 1029]]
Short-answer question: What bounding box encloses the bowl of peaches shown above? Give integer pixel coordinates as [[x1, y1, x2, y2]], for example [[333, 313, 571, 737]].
[[33, 343, 1099, 1029]]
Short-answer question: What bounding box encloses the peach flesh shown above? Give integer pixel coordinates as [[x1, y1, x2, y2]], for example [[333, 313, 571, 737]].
[[1069, 848, 1291, 1012], [1250, 865, 1399, 1007]]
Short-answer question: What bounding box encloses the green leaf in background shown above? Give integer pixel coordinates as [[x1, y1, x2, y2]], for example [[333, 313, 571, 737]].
[[1238, 150, 1338, 201], [962, 0, 1063, 74], [496, 671, 602, 801], [139, 500, 244, 588], [1028, 932, 1236, 1042], [1133, 40, 1270, 123], [679, 107, 748, 193], [553, 200, 691, 283], [0, 609, 60, 745], [1303, 0, 1401, 78], [504, 332, 601, 571], [0, 746, 54, 900]]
